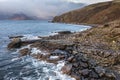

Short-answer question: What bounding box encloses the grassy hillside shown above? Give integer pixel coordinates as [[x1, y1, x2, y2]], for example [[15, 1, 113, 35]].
[[52, 1, 120, 24]]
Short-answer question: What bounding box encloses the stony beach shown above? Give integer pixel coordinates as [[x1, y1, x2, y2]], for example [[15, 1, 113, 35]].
[[7, 20, 120, 80]]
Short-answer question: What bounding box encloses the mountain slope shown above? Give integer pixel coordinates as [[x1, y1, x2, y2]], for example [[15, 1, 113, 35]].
[[9, 14, 34, 20], [52, 1, 120, 24], [0, 13, 36, 20]]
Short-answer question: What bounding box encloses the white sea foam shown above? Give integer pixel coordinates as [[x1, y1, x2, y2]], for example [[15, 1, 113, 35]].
[[49, 32, 58, 36], [17, 46, 76, 80], [20, 45, 31, 50], [49, 56, 59, 59], [11, 57, 20, 61], [30, 48, 48, 55], [21, 35, 41, 41], [9, 35, 76, 80], [31, 48, 42, 55], [26, 58, 76, 80]]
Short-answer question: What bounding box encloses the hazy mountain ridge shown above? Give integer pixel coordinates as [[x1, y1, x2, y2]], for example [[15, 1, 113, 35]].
[[52, 1, 120, 24], [0, 2, 85, 20], [9, 14, 35, 20]]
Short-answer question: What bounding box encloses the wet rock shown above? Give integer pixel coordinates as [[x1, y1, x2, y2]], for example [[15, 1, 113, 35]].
[[47, 58, 60, 64], [59, 55, 65, 59], [67, 56, 74, 62], [80, 61, 88, 68], [88, 59, 97, 67], [73, 63, 79, 68], [8, 38, 42, 49], [34, 54, 43, 59], [72, 51, 78, 54], [71, 74, 80, 80], [52, 49, 69, 56], [61, 64, 72, 74], [89, 70, 99, 79], [80, 69, 90, 77], [31, 40, 67, 52], [8, 38, 21, 49], [105, 73, 116, 79], [58, 31, 72, 35], [62, 53, 117, 80], [19, 48, 30, 56], [9, 35, 24, 39], [94, 66, 105, 77]]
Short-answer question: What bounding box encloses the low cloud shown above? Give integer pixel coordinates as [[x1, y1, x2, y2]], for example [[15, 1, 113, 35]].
[[0, 0, 85, 19]]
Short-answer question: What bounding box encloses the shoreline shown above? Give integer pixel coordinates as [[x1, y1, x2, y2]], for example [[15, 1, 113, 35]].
[[51, 21, 100, 27], [7, 21, 120, 80]]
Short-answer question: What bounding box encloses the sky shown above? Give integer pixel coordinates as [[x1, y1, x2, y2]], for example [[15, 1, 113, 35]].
[[67, 0, 112, 4], [0, 0, 112, 19]]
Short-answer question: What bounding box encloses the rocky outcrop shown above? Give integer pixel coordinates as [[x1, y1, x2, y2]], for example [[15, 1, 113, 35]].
[[62, 53, 116, 80], [8, 38, 41, 49], [7, 20, 120, 80], [52, 1, 120, 24], [8, 38, 22, 49], [19, 48, 30, 56]]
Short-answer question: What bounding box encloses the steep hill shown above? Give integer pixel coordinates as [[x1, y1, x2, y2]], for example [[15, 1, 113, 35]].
[[52, 1, 120, 24]]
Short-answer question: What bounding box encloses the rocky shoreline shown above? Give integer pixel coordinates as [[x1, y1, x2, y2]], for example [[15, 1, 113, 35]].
[[7, 21, 120, 80]]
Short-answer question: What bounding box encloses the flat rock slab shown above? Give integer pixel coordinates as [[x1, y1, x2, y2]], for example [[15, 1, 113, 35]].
[[31, 40, 74, 52]]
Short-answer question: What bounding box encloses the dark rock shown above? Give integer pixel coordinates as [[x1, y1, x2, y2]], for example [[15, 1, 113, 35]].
[[8, 38, 42, 49], [104, 24, 109, 27], [59, 55, 65, 59], [47, 58, 60, 64], [94, 66, 105, 77], [58, 31, 72, 35], [8, 38, 21, 49], [67, 56, 74, 62], [52, 49, 69, 56], [88, 59, 97, 67], [71, 74, 80, 80], [89, 70, 99, 79], [19, 48, 30, 56], [80, 69, 90, 76], [72, 51, 78, 54], [105, 73, 116, 79], [31, 40, 67, 52], [61, 64, 72, 74], [80, 61, 88, 68], [9, 35, 24, 39], [34, 54, 43, 59], [73, 63, 79, 68]]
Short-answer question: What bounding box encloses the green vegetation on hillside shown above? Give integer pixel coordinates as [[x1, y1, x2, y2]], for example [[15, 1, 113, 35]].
[[52, 1, 120, 24]]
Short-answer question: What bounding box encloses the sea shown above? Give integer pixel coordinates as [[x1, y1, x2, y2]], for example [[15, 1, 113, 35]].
[[0, 20, 90, 80]]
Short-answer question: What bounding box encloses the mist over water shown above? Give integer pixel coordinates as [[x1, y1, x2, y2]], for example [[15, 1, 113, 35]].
[[0, 0, 85, 20]]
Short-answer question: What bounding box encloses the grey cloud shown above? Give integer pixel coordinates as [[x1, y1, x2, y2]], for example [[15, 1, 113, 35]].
[[0, 0, 85, 19]]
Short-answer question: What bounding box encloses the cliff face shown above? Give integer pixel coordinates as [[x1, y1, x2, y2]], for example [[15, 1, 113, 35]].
[[52, 1, 120, 24]]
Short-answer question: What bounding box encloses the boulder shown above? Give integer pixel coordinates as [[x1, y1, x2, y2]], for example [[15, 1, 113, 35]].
[[19, 48, 30, 56], [8, 38, 41, 49], [58, 31, 72, 35], [80, 69, 90, 76], [8, 38, 21, 49], [61, 64, 72, 74]]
